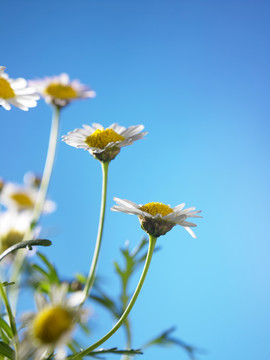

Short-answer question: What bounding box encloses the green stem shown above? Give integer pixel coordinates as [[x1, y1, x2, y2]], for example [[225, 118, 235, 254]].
[[82, 161, 109, 304], [73, 234, 157, 359], [30, 105, 61, 229], [9, 105, 61, 308], [0, 282, 17, 353]]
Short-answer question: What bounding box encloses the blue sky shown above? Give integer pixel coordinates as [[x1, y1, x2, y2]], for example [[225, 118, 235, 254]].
[[1, 1, 270, 359]]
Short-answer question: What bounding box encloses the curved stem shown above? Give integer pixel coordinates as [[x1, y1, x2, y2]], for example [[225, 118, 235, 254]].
[[82, 161, 109, 304], [73, 234, 157, 359]]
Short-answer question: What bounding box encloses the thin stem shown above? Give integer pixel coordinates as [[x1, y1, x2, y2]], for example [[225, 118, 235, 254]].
[[73, 234, 157, 359], [30, 104, 61, 229], [0, 282, 18, 353], [82, 161, 109, 304], [9, 105, 61, 308]]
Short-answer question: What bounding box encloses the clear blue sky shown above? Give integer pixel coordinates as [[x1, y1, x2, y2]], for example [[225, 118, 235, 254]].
[[1, 1, 270, 359]]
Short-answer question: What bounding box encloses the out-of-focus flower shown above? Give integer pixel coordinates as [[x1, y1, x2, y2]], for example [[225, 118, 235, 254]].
[[23, 172, 42, 189], [62, 123, 147, 161], [0, 177, 4, 193], [112, 197, 202, 238], [20, 284, 86, 360], [0, 66, 39, 111], [0, 211, 33, 253], [29, 73, 95, 107], [1, 182, 56, 213]]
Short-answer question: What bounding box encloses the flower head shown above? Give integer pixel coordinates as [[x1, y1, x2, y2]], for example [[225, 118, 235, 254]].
[[62, 123, 147, 161], [0, 66, 39, 111], [112, 197, 202, 238], [0, 211, 33, 253], [1, 181, 56, 213], [29, 73, 95, 107], [20, 284, 86, 360]]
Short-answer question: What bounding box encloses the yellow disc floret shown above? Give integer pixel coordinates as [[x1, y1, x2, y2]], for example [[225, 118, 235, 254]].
[[85, 128, 125, 149], [0, 78, 15, 99], [45, 84, 78, 99], [10, 192, 34, 208], [140, 202, 174, 217], [33, 306, 73, 344]]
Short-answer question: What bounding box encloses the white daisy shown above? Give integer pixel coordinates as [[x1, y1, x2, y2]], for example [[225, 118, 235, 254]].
[[111, 197, 202, 238], [0, 66, 39, 111], [29, 73, 96, 107], [0, 211, 33, 253], [0, 182, 56, 213], [62, 123, 147, 161], [19, 284, 86, 360]]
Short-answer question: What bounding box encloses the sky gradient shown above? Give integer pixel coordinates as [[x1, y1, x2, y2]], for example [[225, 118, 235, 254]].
[[1, 1, 270, 359]]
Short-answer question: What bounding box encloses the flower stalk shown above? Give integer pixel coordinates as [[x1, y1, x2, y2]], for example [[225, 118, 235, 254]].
[[10, 105, 61, 308], [72, 234, 157, 359], [30, 104, 61, 230], [82, 161, 109, 303]]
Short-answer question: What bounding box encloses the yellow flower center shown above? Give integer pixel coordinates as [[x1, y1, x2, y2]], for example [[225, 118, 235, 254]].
[[85, 128, 125, 149], [45, 83, 78, 99], [10, 192, 34, 208], [140, 202, 174, 217], [33, 306, 73, 344], [0, 78, 15, 99]]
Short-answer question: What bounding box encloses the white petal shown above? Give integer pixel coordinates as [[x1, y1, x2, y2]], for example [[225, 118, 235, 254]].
[[184, 227, 197, 238], [172, 203, 186, 212], [113, 197, 140, 209], [10, 77, 27, 89], [0, 99, 11, 110]]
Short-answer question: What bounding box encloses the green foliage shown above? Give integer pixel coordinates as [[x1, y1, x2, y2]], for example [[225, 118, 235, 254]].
[[91, 239, 201, 359], [0, 341, 15, 360], [143, 327, 203, 360]]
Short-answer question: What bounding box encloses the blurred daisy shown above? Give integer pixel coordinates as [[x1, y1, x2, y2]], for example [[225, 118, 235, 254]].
[[0, 177, 4, 193], [0, 211, 33, 253], [112, 197, 202, 238], [29, 73, 96, 107], [23, 171, 42, 189], [0, 66, 39, 111], [62, 123, 147, 161], [20, 284, 86, 360], [1, 182, 56, 213]]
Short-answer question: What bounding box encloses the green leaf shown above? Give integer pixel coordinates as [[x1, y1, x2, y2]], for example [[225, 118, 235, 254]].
[[0, 318, 13, 340], [91, 292, 120, 319], [68, 347, 142, 359], [37, 252, 59, 283], [0, 342, 15, 360], [0, 239, 52, 262], [142, 327, 203, 360]]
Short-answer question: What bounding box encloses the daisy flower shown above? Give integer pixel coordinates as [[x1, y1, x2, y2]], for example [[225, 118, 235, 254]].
[[29, 73, 96, 107], [20, 284, 86, 360], [0, 66, 39, 111], [0, 182, 56, 213], [62, 123, 147, 161], [0, 211, 33, 253], [111, 197, 202, 238]]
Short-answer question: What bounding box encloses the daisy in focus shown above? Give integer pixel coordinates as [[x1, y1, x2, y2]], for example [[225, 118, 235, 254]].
[[62, 123, 147, 161], [111, 197, 202, 238], [0, 66, 39, 111], [1, 182, 56, 213], [20, 284, 86, 360], [29, 73, 96, 107]]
